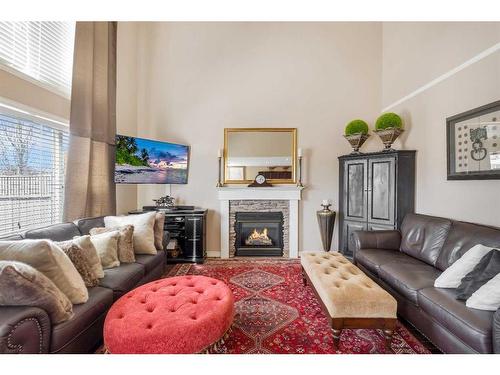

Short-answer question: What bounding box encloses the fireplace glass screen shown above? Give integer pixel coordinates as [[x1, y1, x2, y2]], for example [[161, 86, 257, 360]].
[[234, 212, 284, 256]]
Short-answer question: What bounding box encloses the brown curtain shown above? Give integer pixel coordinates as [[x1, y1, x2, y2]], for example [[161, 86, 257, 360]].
[[63, 22, 117, 221]]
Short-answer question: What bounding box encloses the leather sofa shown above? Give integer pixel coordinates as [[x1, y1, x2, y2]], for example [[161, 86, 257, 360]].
[[352, 213, 500, 354], [0, 216, 168, 354]]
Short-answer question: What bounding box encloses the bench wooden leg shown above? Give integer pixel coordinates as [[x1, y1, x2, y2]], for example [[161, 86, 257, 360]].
[[331, 319, 344, 350], [383, 329, 394, 352], [383, 319, 396, 352], [332, 328, 342, 349]]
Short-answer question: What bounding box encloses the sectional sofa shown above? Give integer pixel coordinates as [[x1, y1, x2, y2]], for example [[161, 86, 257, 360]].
[[0, 216, 168, 354], [353, 213, 500, 354]]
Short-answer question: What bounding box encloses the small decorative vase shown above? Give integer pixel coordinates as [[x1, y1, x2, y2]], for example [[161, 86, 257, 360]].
[[374, 128, 404, 151], [343, 133, 370, 154], [316, 204, 336, 252]]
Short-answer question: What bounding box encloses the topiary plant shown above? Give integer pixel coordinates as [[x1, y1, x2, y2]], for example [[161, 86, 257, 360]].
[[345, 119, 369, 136], [375, 112, 403, 130]]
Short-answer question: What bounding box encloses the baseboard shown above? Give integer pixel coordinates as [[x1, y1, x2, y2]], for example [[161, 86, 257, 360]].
[[206, 251, 220, 258]]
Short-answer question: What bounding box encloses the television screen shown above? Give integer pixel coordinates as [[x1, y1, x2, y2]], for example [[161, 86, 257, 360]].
[[115, 135, 189, 184]]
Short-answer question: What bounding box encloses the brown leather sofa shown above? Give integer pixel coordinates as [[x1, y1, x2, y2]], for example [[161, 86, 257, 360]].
[[0, 216, 168, 354], [352, 213, 500, 354]]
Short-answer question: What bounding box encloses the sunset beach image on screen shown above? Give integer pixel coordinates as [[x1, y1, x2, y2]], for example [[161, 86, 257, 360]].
[[115, 135, 189, 184]]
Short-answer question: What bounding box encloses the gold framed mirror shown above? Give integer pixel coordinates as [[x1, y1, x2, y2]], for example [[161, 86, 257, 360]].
[[224, 128, 297, 184]]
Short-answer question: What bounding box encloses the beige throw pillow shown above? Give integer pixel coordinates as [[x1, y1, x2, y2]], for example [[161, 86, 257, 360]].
[[0, 261, 73, 324], [104, 212, 157, 255], [90, 231, 121, 269], [69, 235, 105, 279], [0, 239, 88, 304], [154, 212, 165, 250], [90, 225, 135, 263], [55, 242, 98, 288]]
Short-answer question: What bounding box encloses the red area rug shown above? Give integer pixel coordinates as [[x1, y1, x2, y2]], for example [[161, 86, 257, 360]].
[[166, 259, 430, 354]]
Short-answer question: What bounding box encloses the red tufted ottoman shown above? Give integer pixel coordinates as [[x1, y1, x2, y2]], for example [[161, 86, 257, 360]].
[[103, 275, 234, 353]]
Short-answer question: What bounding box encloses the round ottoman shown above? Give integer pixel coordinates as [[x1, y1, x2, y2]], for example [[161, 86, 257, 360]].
[[103, 275, 234, 353]]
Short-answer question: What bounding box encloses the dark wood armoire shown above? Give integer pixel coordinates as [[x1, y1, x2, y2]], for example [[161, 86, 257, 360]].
[[338, 150, 416, 258]]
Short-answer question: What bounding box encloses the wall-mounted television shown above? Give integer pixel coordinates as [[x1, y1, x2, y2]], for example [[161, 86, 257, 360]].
[[115, 135, 189, 184]]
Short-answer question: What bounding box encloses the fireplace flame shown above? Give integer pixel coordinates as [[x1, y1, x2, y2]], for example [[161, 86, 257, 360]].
[[246, 228, 273, 246]]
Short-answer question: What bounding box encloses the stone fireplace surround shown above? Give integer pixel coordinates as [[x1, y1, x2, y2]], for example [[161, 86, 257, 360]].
[[217, 186, 303, 258]]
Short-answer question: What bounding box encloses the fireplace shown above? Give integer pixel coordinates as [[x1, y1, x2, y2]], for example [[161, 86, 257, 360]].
[[234, 212, 284, 256]]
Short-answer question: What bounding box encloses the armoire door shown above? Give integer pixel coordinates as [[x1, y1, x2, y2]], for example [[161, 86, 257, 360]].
[[368, 157, 395, 226], [343, 159, 368, 222]]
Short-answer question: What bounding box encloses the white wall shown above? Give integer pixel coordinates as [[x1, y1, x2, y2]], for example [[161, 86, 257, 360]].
[[116, 22, 383, 254], [382, 22, 500, 226], [115, 21, 500, 256]]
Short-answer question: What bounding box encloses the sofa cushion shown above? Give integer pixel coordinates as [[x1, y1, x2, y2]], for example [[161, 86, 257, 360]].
[[59, 236, 104, 279], [134, 251, 165, 273], [456, 250, 500, 301], [50, 286, 113, 353], [90, 225, 135, 263], [418, 287, 494, 353], [0, 261, 73, 324], [400, 213, 452, 266], [90, 230, 121, 269], [104, 213, 157, 255], [436, 221, 500, 271], [378, 260, 441, 305], [355, 248, 422, 275], [0, 239, 88, 304], [55, 241, 99, 288], [24, 223, 81, 242], [75, 216, 105, 235], [99, 262, 145, 299], [154, 212, 165, 250]]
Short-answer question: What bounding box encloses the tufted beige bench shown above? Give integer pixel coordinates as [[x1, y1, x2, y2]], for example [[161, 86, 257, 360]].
[[301, 251, 397, 351]]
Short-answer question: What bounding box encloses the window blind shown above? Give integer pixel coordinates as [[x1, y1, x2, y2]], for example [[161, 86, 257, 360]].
[[0, 108, 69, 237], [0, 22, 75, 97]]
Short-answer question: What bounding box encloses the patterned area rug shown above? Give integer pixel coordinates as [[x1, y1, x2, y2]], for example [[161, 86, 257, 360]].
[[166, 259, 430, 354]]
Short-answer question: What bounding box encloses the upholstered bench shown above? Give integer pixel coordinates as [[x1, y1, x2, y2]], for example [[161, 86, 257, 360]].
[[103, 275, 234, 353], [301, 251, 397, 351]]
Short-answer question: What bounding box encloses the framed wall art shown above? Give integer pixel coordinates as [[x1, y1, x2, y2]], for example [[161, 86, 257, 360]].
[[447, 100, 500, 180]]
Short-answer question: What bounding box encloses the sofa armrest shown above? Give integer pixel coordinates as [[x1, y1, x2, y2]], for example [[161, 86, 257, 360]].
[[352, 230, 401, 257], [0, 306, 51, 354], [494, 308, 500, 353]]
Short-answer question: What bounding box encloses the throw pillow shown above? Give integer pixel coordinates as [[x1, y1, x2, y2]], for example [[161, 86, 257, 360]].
[[434, 244, 496, 288], [154, 212, 165, 250], [55, 241, 98, 288], [90, 230, 121, 269], [104, 212, 157, 255], [90, 225, 135, 263], [0, 239, 88, 304], [0, 261, 73, 324], [466, 273, 500, 311], [70, 235, 105, 279], [456, 250, 500, 300]]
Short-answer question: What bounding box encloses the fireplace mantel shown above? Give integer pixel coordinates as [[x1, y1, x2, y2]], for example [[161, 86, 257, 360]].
[[217, 186, 303, 259], [217, 186, 303, 201]]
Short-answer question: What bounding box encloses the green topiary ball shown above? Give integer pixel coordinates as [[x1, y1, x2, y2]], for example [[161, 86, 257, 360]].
[[375, 112, 403, 130], [345, 119, 369, 136]]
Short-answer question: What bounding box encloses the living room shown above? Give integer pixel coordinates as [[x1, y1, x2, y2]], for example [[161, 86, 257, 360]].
[[1, 0, 500, 373]]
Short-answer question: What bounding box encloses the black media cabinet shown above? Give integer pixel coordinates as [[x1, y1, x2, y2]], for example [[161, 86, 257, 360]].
[[129, 207, 208, 264]]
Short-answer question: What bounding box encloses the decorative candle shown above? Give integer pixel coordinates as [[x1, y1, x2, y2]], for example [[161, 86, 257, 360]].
[[298, 148, 303, 157], [322, 199, 329, 206], [218, 149, 223, 158]]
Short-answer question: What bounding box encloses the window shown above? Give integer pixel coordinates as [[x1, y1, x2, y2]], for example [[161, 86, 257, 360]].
[[0, 22, 75, 96], [0, 105, 69, 237]]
